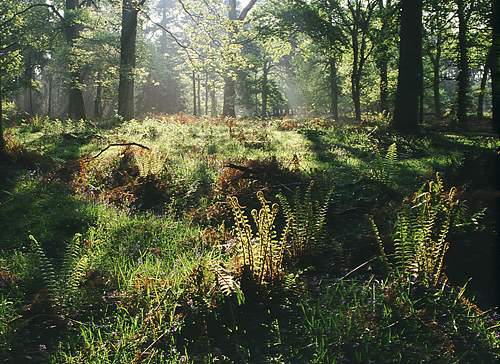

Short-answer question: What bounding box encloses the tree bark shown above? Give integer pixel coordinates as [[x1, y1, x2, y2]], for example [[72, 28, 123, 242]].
[[329, 57, 339, 121], [432, 57, 442, 119], [221, 0, 258, 118], [377, 0, 390, 113], [351, 30, 362, 122], [205, 71, 209, 116], [118, 0, 139, 120], [0, 67, 4, 156], [94, 75, 103, 119], [47, 74, 53, 118], [192, 71, 197, 116], [197, 75, 201, 116], [392, 0, 423, 132], [261, 62, 269, 119], [222, 77, 236, 118], [457, 0, 469, 124], [64, 0, 86, 120], [379, 60, 388, 113], [477, 48, 492, 119], [493, 0, 500, 134], [210, 88, 217, 117]]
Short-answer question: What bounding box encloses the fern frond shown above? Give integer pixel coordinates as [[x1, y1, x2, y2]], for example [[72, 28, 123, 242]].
[[29, 235, 58, 304]]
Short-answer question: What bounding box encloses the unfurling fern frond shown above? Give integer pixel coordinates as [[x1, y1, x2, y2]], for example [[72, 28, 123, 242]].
[[227, 191, 290, 285]]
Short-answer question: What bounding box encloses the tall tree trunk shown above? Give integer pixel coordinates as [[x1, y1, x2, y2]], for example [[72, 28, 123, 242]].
[[432, 58, 442, 119], [351, 33, 362, 122], [205, 72, 209, 116], [65, 0, 86, 120], [222, 77, 236, 118], [261, 62, 269, 119], [210, 88, 217, 117], [477, 49, 492, 119], [418, 46, 424, 124], [457, 0, 469, 124], [118, 0, 139, 120], [377, 0, 390, 113], [329, 57, 339, 121], [393, 0, 423, 131], [379, 60, 388, 113], [493, 0, 500, 134], [0, 67, 4, 156], [192, 71, 197, 116], [222, 0, 238, 118], [221, 0, 259, 118], [48, 74, 53, 118], [197, 75, 201, 116], [94, 76, 103, 119]]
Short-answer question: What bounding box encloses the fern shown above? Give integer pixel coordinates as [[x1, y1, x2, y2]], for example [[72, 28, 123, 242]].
[[227, 191, 290, 285], [385, 142, 398, 163], [29, 235, 58, 304], [371, 173, 459, 287], [277, 181, 333, 261], [29, 233, 92, 308]]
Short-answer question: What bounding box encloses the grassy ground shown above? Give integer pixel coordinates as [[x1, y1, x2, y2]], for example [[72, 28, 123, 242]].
[[0, 115, 499, 363]]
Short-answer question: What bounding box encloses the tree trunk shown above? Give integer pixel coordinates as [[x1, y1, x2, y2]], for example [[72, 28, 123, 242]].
[[377, 0, 390, 113], [205, 72, 209, 116], [65, 0, 86, 120], [222, 77, 236, 118], [493, 0, 500, 134], [210, 88, 217, 117], [457, 0, 469, 124], [261, 62, 269, 119], [118, 0, 139, 120], [477, 48, 492, 119], [0, 68, 4, 156], [418, 45, 424, 124], [197, 75, 201, 116], [222, 0, 238, 118], [192, 71, 197, 116], [329, 57, 339, 121], [432, 58, 442, 119], [393, 0, 423, 131], [352, 75, 361, 122], [48, 74, 53, 118], [379, 60, 388, 113], [351, 32, 362, 122], [94, 76, 103, 119]]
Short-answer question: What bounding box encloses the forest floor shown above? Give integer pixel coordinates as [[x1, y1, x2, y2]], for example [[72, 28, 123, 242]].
[[0, 114, 499, 363]]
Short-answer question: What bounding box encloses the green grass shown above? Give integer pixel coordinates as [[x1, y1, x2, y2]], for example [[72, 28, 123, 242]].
[[1, 115, 498, 363]]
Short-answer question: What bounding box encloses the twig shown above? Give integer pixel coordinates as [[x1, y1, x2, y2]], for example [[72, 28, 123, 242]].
[[337, 255, 381, 282], [90, 143, 150, 160]]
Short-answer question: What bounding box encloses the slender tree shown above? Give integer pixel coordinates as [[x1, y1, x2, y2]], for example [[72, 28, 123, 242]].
[[493, 0, 500, 134], [477, 48, 492, 119], [222, 0, 259, 118], [392, 0, 423, 131], [64, 0, 86, 120], [118, 0, 146, 120], [456, 0, 469, 124]]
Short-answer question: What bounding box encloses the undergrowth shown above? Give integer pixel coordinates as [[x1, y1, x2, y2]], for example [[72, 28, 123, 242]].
[[1, 116, 499, 362]]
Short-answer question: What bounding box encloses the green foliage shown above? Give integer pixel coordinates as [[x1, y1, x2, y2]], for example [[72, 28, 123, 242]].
[[29, 233, 92, 308], [277, 181, 333, 260], [303, 278, 499, 363], [372, 173, 459, 286], [228, 191, 290, 285]]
